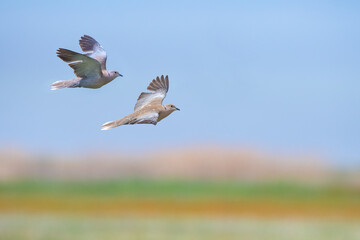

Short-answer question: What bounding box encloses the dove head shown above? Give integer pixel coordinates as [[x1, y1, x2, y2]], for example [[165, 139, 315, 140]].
[[108, 70, 123, 79], [164, 104, 180, 112]]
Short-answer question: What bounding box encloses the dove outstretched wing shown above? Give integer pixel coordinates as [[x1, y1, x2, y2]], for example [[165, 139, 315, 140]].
[[134, 75, 169, 111], [79, 35, 107, 70], [57, 48, 102, 79]]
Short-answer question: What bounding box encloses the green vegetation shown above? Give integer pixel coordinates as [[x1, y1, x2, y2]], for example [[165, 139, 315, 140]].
[[0, 179, 359, 201], [0, 180, 359, 239]]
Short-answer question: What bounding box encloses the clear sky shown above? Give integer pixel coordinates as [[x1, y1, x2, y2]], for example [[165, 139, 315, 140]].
[[0, 1, 359, 166]]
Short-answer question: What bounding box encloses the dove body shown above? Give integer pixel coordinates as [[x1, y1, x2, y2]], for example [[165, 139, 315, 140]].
[[51, 35, 122, 90], [78, 70, 120, 89], [53, 70, 119, 89], [101, 75, 179, 130]]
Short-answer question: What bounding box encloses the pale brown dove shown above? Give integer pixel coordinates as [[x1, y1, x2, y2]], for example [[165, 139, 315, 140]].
[[101, 75, 179, 130]]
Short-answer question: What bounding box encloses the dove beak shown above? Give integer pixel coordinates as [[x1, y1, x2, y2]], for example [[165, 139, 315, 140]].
[[176, 107, 180, 111], [119, 74, 123, 77]]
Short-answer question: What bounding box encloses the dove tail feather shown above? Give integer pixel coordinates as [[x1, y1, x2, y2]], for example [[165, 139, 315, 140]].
[[50, 79, 80, 90], [101, 117, 132, 130]]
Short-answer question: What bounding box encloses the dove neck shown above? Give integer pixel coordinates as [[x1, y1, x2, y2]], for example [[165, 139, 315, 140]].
[[158, 107, 175, 122]]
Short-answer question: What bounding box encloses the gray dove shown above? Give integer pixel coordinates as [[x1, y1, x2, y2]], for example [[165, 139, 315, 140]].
[[101, 75, 179, 130], [51, 35, 122, 90]]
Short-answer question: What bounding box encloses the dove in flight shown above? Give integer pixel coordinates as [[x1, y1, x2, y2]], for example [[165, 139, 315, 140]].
[[101, 75, 179, 130], [51, 35, 122, 90]]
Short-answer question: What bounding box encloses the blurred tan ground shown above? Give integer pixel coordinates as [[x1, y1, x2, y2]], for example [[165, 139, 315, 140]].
[[0, 145, 346, 182]]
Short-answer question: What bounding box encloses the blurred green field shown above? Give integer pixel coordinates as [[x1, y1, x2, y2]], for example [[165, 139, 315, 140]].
[[0, 180, 359, 217], [0, 180, 359, 240], [1, 179, 359, 200]]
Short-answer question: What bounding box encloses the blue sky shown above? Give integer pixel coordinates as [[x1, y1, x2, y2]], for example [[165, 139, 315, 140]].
[[0, 1, 359, 166]]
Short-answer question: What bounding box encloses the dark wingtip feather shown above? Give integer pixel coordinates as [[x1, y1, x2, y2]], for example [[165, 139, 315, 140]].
[[56, 48, 78, 62], [79, 35, 99, 52], [147, 75, 169, 93]]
